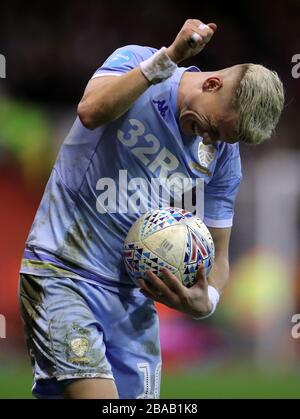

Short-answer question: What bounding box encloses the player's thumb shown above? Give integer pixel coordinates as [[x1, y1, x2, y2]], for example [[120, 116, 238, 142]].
[[208, 23, 217, 33]]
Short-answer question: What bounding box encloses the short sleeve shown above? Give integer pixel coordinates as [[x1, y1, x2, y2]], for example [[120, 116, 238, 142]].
[[204, 143, 242, 228], [92, 45, 157, 79]]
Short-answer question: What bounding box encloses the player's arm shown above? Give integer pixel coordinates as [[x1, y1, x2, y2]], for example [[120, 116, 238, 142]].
[[207, 226, 231, 294], [77, 19, 216, 130], [77, 69, 151, 129]]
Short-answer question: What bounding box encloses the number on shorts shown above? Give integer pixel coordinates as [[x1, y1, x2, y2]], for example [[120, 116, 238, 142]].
[[137, 362, 161, 399]]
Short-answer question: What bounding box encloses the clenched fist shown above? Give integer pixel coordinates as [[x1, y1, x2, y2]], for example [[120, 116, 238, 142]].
[[166, 19, 217, 64]]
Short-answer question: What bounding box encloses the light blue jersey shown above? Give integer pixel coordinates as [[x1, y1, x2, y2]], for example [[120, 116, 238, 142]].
[[20, 45, 242, 289]]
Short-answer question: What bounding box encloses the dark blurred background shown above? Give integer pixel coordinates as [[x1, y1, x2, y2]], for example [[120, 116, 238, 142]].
[[0, 0, 300, 398]]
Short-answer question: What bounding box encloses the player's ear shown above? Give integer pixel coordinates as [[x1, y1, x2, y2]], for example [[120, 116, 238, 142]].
[[202, 76, 223, 92]]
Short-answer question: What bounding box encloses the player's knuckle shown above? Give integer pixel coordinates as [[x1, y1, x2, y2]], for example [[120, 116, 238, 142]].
[[193, 19, 201, 26], [205, 29, 213, 39], [182, 28, 192, 38], [163, 278, 173, 289]]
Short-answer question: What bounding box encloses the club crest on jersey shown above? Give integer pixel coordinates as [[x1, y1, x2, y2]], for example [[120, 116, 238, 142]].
[[192, 141, 217, 176]]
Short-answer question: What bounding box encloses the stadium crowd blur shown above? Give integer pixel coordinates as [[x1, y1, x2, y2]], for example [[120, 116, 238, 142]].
[[0, 0, 299, 380]]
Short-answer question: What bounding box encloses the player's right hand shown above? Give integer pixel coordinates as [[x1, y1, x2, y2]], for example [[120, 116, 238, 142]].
[[138, 265, 213, 319], [166, 19, 217, 64]]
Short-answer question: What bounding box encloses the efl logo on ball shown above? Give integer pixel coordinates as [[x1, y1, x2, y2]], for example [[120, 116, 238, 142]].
[[123, 208, 215, 287]]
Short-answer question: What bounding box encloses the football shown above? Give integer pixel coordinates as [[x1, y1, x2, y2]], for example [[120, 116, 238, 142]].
[[123, 208, 215, 287]]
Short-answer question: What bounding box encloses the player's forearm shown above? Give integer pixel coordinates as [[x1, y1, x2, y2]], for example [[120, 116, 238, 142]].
[[207, 253, 230, 295], [78, 67, 151, 129]]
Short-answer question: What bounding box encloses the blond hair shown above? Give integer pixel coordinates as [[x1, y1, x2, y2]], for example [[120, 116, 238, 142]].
[[234, 64, 284, 145]]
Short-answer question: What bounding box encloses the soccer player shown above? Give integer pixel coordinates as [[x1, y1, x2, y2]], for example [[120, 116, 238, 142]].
[[19, 19, 284, 399]]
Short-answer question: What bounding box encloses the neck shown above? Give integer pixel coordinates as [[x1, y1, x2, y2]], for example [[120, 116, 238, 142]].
[[177, 71, 213, 114]]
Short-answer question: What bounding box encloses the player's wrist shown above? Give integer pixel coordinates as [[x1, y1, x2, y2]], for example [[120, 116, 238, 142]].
[[193, 285, 220, 320], [139, 47, 177, 85], [165, 46, 181, 64]]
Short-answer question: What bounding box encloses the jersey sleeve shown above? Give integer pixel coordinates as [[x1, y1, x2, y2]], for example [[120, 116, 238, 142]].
[[203, 143, 242, 228], [92, 45, 157, 79]]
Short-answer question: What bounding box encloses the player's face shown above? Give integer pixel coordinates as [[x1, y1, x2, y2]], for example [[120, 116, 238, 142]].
[[179, 75, 239, 145]]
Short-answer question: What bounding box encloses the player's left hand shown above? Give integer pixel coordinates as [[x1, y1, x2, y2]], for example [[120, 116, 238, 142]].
[[138, 265, 212, 318]]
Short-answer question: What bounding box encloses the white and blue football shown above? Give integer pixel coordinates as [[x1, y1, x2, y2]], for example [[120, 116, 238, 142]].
[[123, 208, 215, 287]]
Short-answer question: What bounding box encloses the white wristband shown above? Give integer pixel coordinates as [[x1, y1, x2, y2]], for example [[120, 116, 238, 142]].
[[194, 286, 220, 320], [139, 47, 177, 84]]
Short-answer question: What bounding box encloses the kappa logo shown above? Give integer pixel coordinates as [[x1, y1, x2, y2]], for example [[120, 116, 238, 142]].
[[153, 99, 169, 119]]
